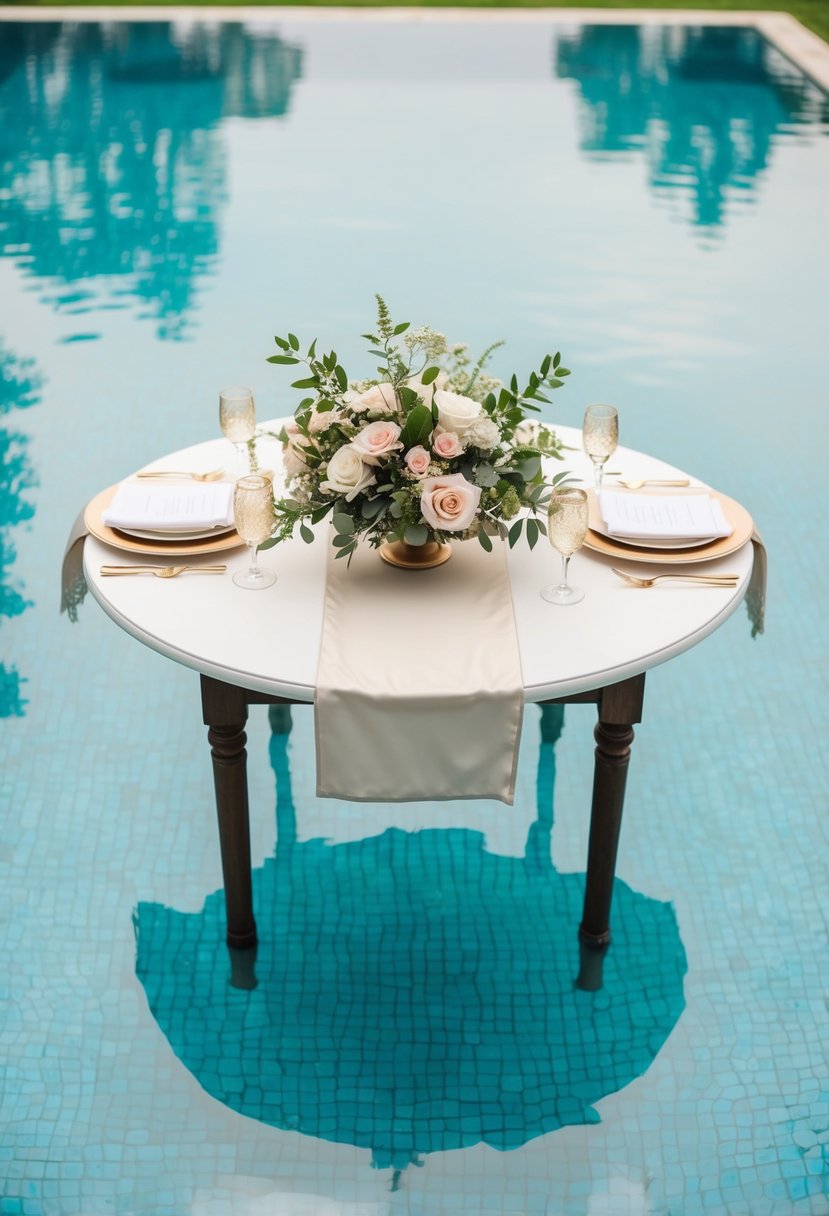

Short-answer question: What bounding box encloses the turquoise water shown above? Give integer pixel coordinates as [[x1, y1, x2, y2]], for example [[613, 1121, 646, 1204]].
[[1, 17, 828, 1215]]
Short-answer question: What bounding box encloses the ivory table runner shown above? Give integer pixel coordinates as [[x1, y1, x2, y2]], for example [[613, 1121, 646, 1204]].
[[315, 539, 525, 804]]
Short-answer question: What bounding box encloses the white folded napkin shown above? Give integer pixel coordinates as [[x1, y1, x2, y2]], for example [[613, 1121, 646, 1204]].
[[102, 482, 234, 531], [598, 491, 733, 542]]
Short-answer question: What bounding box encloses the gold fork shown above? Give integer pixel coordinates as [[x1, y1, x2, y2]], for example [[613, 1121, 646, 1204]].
[[135, 469, 225, 482], [611, 567, 739, 588], [100, 565, 227, 578]]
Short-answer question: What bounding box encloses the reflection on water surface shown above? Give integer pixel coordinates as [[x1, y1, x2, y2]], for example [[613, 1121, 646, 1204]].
[[555, 25, 829, 227], [0, 22, 302, 339]]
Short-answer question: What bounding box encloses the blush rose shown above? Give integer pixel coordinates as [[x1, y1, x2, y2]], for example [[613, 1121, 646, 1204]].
[[351, 420, 403, 466], [432, 430, 463, 460], [420, 473, 482, 533], [350, 383, 398, 416], [405, 445, 431, 477]]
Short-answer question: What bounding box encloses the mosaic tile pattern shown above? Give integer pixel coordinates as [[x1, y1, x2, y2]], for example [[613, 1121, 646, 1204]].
[[135, 719, 687, 1167], [1, 16, 828, 1216]]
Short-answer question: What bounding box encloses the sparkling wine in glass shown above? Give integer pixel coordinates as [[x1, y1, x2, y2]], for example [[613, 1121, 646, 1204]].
[[583, 404, 618, 490], [220, 386, 256, 476], [541, 487, 589, 606], [233, 474, 276, 590]]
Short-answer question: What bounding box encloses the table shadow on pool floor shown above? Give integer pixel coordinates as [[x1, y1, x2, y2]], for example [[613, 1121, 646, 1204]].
[[134, 706, 687, 1177]]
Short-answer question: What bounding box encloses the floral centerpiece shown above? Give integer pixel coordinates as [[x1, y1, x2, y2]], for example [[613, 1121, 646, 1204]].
[[262, 297, 572, 566]]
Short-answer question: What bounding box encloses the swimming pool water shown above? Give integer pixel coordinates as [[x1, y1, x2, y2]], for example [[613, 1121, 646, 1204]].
[[1, 16, 828, 1215]]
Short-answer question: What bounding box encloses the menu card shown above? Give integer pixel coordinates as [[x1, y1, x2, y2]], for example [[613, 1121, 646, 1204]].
[[102, 482, 234, 531], [598, 491, 733, 541]]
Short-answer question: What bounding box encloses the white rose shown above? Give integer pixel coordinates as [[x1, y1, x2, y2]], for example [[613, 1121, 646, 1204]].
[[349, 383, 398, 416], [420, 473, 482, 533], [406, 370, 448, 409], [320, 444, 376, 502], [434, 389, 482, 438]]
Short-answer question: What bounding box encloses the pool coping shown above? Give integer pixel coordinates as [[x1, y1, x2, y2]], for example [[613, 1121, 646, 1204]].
[[1, 6, 827, 92]]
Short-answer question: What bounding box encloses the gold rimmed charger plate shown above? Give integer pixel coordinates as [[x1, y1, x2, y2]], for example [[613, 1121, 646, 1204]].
[[584, 489, 754, 564], [84, 484, 245, 557]]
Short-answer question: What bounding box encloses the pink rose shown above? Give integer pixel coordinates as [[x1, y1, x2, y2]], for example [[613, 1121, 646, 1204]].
[[432, 430, 463, 460], [350, 383, 398, 415], [405, 445, 431, 477], [281, 422, 313, 477], [351, 420, 403, 466], [420, 473, 482, 533]]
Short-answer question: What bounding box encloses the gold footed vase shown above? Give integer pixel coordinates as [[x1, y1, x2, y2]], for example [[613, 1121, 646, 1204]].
[[379, 539, 452, 569]]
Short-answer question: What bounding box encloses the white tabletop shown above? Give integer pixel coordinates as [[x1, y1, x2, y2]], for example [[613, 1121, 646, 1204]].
[[84, 423, 753, 704]]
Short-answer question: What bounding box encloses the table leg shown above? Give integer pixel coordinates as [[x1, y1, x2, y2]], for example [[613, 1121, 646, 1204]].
[[579, 673, 645, 949], [200, 675, 257, 950]]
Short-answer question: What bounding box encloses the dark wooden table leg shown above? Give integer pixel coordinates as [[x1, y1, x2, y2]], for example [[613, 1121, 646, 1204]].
[[579, 673, 646, 949], [200, 674, 257, 949]]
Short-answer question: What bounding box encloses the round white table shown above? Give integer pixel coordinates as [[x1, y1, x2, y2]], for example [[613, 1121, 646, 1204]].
[[84, 423, 754, 950]]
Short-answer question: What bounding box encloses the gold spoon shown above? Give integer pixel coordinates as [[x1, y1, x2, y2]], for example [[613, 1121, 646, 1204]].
[[616, 478, 691, 490], [611, 567, 738, 588], [100, 565, 227, 578], [135, 469, 225, 482]]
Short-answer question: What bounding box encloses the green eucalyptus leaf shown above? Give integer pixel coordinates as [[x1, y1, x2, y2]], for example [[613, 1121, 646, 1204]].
[[474, 464, 499, 488], [420, 366, 440, 386], [299, 523, 315, 544], [404, 523, 429, 546], [267, 355, 300, 365], [332, 512, 355, 535], [526, 519, 539, 550], [288, 333, 300, 351], [258, 536, 279, 550], [508, 520, 523, 548], [517, 455, 542, 481], [478, 527, 493, 552], [334, 365, 348, 392], [540, 354, 552, 376], [393, 322, 410, 335], [361, 497, 387, 519], [291, 376, 319, 389]]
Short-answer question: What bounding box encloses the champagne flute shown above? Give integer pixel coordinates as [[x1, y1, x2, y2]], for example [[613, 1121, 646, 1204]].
[[220, 386, 256, 476], [233, 474, 276, 590], [583, 404, 618, 490], [541, 487, 589, 606]]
